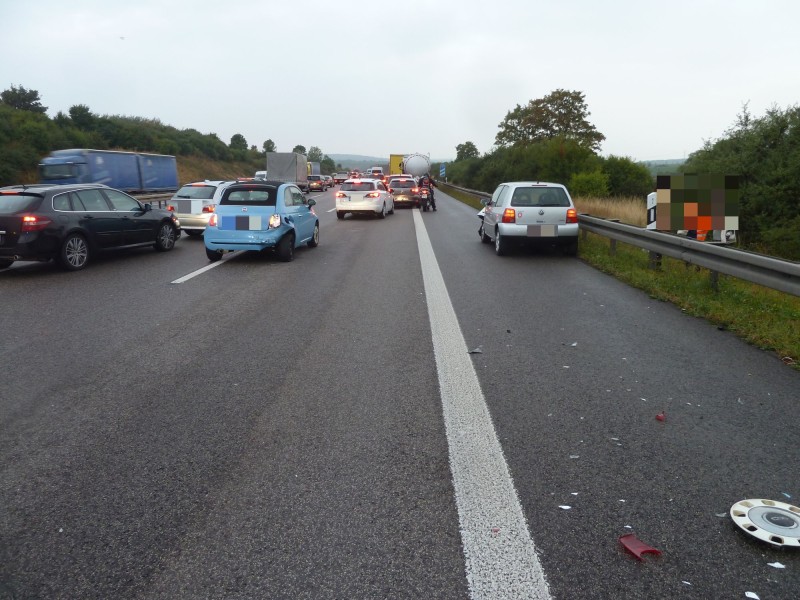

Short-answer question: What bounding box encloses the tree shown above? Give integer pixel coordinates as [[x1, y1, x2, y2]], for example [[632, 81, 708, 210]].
[[456, 141, 479, 161], [307, 146, 323, 162], [0, 84, 47, 113], [321, 154, 336, 174], [292, 144, 306, 154], [263, 139, 276, 153], [230, 133, 248, 151], [568, 171, 610, 197], [601, 155, 654, 197], [69, 104, 95, 130], [495, 89, 605, 152]]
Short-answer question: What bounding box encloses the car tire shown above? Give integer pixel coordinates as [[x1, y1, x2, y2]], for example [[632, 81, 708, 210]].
[[494, 230, 508, 256], [308, 222, 320, 247], [378, 204, 386, 219], [277, 232, 294, 262], [388, 202, 395, 215], [479, 224, 491, 244], [336, 211, 345, 220], [58, 233, 90, 270], [154, 222, 177, 251], [563, 239, 578, 256], [206, 248, 223, 262], [0, 258, 14, 269]]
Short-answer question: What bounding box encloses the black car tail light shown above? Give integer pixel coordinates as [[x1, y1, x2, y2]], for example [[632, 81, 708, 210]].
[[21, 215, 52, 232]]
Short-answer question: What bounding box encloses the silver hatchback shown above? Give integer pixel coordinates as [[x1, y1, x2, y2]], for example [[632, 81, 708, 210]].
[[480, 182, 579, 256]]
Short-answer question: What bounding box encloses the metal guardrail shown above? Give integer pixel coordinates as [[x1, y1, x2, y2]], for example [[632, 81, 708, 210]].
[[440, 182, 800, 297]]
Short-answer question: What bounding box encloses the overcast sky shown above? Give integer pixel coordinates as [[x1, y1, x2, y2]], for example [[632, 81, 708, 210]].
[[2, 1, 798, 162]]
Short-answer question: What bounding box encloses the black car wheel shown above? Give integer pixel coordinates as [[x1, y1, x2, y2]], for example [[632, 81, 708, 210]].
[[336, 211, 345, 220], [277, 232, 294, 262], [206, 248, 222, 262], [155, 223, 177, 251], [58, 233, 90, 270], [378, 203, 387, 219], [308, 222, 320, 247], [494, 230, 508, 256]]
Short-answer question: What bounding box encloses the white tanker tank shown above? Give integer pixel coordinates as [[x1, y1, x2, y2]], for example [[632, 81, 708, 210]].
[[402, 153, 431, 177]]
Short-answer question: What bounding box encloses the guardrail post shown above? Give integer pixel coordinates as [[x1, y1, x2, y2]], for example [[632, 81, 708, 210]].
[[648, 252, 662, 270], [610, 238, 617, 256], [710, 270, 719, 293]]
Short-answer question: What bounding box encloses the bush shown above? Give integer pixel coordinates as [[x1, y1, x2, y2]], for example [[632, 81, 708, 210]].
[[569, 171, 609, 197]]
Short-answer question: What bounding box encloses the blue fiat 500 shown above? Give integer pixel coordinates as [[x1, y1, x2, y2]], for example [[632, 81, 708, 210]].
[[204, 180, 319, 262]]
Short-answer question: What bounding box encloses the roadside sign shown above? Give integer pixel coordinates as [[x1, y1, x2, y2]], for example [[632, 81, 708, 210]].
[[439, 164, 446, 177]]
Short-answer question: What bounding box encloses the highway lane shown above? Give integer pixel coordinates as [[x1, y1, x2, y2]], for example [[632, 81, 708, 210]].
[[1, 185, 798, 599]]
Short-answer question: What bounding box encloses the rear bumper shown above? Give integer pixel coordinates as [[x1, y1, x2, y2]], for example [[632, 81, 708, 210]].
[[203, 227, 284, 251], [336, 200, 382, 214], [497, 222, 579, 240], [393, 194, 420, 207]]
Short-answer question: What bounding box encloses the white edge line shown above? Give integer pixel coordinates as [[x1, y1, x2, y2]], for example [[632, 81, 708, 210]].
[[413, 209, 551, 600], [171, 252, 239, 284]]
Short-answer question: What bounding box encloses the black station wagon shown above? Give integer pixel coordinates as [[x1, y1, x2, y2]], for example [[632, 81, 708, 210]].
[[0, 183, 181, 271]]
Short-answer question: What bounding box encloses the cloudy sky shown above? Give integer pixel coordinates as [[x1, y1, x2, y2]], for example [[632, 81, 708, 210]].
[[2, 0, 798, 162]]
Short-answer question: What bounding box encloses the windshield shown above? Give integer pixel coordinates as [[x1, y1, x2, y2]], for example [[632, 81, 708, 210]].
[[510, 187, 571, 207], [341, 182, 375, 192], [40, 164, 77, 180], [173, 185, 216, 200], [308, 176, 321, 181], [0, 193, 43, 213], [220, 187, 277, 206]]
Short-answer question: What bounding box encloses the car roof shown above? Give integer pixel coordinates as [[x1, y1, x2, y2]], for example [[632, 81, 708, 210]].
[[0, 183, 110, 195], [502, 181, 567, 188]]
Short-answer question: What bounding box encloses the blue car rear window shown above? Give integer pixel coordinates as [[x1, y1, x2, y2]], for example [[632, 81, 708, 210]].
[[221, 188, 277, 206]]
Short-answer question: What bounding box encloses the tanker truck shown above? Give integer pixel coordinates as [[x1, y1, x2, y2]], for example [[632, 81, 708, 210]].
[[401, 153, 431, 178]]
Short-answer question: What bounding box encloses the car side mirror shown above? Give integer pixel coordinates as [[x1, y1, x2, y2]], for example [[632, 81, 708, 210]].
[[307, 199, 316, 207], [480, 198, 490, 206], [143, 202, 152, 211]]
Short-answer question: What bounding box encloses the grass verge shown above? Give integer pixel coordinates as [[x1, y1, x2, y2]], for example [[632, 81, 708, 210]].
[[440, 183, 800, 369]]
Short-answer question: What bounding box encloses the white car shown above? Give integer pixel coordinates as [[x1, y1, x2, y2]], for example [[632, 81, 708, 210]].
[[167, 180, 232, 237], [479, 181, 579, 256], [335, 178, 395, 219]]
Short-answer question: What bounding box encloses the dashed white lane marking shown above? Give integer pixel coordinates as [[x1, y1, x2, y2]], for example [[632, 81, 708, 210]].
[[413, 210, 551, 599], [326, 207, 336, 213], [170, 252, 240, 284]]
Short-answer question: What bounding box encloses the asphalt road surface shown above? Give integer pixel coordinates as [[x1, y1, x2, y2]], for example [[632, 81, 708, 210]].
[[1, 186, 798, 599]]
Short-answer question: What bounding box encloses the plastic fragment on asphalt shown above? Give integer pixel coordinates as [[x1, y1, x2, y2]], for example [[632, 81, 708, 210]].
[[559, 505, 572, 510], [563, 365, 570, 368], [619, 534, 662, 561], [569, 455, 580, 459], [619, 499, 626, 503], [641, 397, 647, 402], [571, 342, 577, 347], [715, 513, 728, 518], [767, 562, 786, 569], [682, 581, 692, 585], [624, 525, 632, 529], [571, 492, 579, 496], [745, 593, 760, 599], [656, 411, 666, 422], [491, 527, 500, 535], [782, 492, 792, 499], [467, 346, 483, 354], [611, 437, 619, 441]]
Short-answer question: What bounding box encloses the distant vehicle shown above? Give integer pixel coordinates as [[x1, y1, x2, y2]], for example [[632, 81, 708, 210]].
[[307, 175, 328, 192], [369, 167, 384, 179], [266, 152, 309, 192], [308, 162, 321, 176], [479, 181, 578, 256], [335, 178, 394, 220], [401, 153, 431, 178], [389, 154, 406, 175], [38, 149, 179, 193], [322, 175, 334, 188], [333, 173, 348, 184], [167, 180, 231, 237], [204, 180, 319, 263], [254, 170, 267, 179], [0, 183, 180, 271], [387, 177, 421, 208]]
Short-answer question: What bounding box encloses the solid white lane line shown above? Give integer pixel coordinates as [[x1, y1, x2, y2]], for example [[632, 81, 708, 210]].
[[170, 252, 239, 284], [326, 207, 336, 213], [413, 210, 551, 600]]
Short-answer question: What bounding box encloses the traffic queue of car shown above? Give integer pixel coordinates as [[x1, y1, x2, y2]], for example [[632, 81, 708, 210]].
[[0, 172, 580, 271]]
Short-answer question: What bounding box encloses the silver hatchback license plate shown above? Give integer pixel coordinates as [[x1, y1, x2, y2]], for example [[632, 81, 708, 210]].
[[527, 225, 556, 237]]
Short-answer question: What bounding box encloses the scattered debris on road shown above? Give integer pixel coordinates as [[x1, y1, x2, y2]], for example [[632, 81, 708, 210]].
[[619, 533, 662, 561]]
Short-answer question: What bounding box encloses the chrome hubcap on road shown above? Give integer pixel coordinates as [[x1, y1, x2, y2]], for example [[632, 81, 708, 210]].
[[66, 238, 88, 267]]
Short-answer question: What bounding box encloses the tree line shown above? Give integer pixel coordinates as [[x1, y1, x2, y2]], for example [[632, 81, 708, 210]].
[[0, 85, 336, 185], [445, 90, 800, 260]]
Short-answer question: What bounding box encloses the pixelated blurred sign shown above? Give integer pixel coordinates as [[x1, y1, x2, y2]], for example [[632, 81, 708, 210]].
[[439, 164, 446, 178], [647, 174, 739, 243]]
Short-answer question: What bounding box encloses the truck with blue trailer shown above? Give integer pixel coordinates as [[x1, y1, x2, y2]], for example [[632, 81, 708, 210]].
[[38, 149, 179, 193]]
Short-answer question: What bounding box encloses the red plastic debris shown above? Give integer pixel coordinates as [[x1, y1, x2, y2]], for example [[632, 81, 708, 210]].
[[656, 411, 666, 422], [619, 534, 662, 561]]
